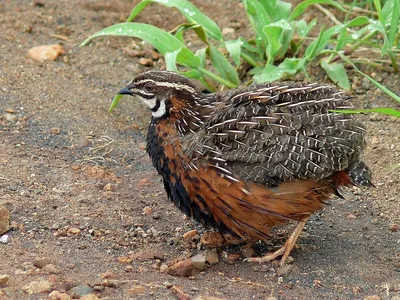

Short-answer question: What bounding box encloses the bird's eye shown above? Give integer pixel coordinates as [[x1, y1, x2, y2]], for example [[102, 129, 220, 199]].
[[144, 82, 155, 92]]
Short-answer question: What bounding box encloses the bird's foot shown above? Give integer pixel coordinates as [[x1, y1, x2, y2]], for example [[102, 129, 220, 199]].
[[243, 243, 288, 265], [244, 216, 309, 265]]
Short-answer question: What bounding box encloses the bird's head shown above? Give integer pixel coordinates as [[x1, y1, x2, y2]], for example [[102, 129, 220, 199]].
[[117, 70, 200, 119]]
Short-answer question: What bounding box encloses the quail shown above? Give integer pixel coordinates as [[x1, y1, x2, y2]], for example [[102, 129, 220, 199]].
[[116, 70, 373, 264]]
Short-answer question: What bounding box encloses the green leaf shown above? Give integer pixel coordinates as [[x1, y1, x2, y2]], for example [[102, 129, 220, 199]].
[[295, 18, 317, 37], [305, 25, 341, 61], [80, 23, 201, 69], [126, 0, 222, 41], [321, 60, 350, 90], [165, 49, 181, 72], [330, 108, 400, 118], [209, 45, 240, 86], [263, 20, 292, 63], [225, 39, 242, 66], [243, 0, 271, 48], [254, 58, 301, 82], [290, 0, 345, 21], [109, 94, 124, 113]]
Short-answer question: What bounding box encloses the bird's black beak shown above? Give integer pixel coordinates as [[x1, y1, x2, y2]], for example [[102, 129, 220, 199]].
[[118, 85, 134, 96]]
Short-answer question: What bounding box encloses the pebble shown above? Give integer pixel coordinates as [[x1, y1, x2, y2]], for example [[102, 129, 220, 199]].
[[277, 265, 292, 276], [49, 127, 61, 134], [160, 264, 168, 273], [204, 250, 219, 265], [0, 274, 9, 285], [389, 224, 399, 232], [22, 279, 52, 294], [69, 285, 93, 298], [34, 257, 51, 268], [0, 205, 10, 235], [200, 231, 224, 248], [222, 27, 235, 35], [142, 206, 153, 215], [128, 285, 146, 295], [80, 294, 99, 300], [170, 285, 191, 300], [0, 234, 10, 244], [68, 227, 81, 234], [183, 229, 198, 239], [221, 252, 240, 264], [48, 290, 71, 300], [364, 296, 380, 300], [138, 57, 153, 66], [191, 253, 206, 271], [166, 258, 196, 277], [26, 44, 65, 62], [42, 264, 61, 274]]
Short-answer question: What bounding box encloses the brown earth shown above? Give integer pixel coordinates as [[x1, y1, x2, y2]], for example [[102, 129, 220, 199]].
[[0, 0, 399, 299]]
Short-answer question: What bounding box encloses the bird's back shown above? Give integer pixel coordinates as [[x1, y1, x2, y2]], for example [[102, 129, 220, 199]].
[[183, 82, 371, 188]]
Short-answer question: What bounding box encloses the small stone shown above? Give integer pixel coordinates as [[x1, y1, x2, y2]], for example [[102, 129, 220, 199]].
[[42, 264, 60, 274], [200, 231, 224, 248], [241, 246, 255, 258], [103, 183, 113, 191], [0, 274, 9, 285], [191, 253, 206, 271], [166, 258, 196, 277], [347, 213, 357, 219], [150, 50, 160, 60], [204, 250, 219, 265], [49, 127, 61, 134], [128, 285, 146, 295], [222, 252, 240, 264], [68, 227, 81, 234], [160, 264, 168, 273], [183, 229, 198, 240], [124, 265, 133, 273], [69, 285, 93, 298], [222, 27, 235, 35], [277, 265, 292, 276], [0, 205, 10, 235], [170, 285, 191, 300], [363, 296, 380, 300], [389, 224, 399, 232], [5, 108, 16, 114], [48, 290, 71, 300], [80, 294, 99, 300], [138, 57, 153, 66], [27, 44, 65, 62], [22, 279, 52, 294], [142, 206, 153, 215], [0, 234, 10, 244], [33, 257, 51, 268]]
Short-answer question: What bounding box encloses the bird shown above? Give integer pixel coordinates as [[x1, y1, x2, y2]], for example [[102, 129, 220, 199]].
[[116, 70, 373, 265]]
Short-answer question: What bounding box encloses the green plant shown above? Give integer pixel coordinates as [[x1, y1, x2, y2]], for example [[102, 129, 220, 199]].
[[81, 0, 400, 116]]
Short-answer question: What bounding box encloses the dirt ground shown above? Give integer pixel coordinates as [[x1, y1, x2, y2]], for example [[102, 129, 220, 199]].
[[0, 0, 399, 299]]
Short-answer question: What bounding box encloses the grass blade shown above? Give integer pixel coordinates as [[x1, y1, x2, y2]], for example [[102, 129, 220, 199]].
[[80, 22, 201, 69], [321, 60, 350, 90], [126, 0, 222, 41], [290, 0, 345, 21]]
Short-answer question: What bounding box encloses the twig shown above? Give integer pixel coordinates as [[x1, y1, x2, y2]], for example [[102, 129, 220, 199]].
[[314, 4, 357, 34], [342, 5, 378, 16]]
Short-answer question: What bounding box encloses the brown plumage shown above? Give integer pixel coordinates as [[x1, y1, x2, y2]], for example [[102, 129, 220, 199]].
[[117, 70, 373, 264]]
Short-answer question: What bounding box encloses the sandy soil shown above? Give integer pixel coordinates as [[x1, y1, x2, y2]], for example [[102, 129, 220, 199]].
[[0, 0, 399, 299]]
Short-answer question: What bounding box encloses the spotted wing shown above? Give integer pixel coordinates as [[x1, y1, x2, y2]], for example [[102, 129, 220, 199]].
[[183, 82, 366, 186]]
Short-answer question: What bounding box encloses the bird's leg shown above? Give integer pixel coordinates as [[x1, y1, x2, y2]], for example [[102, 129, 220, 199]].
[[244, 216, 310, 265]]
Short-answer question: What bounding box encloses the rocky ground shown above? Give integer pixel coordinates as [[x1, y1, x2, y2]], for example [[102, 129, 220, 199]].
[[0, 0, 399, 299]]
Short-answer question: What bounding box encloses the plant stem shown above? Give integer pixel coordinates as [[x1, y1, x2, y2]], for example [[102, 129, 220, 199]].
[[240, 52, 260, 67], [197, 67, 237, 88]]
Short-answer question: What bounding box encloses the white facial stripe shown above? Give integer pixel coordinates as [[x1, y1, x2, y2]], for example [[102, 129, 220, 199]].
[[134, 79, 197, 94], [152, 100, 166, 118]]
